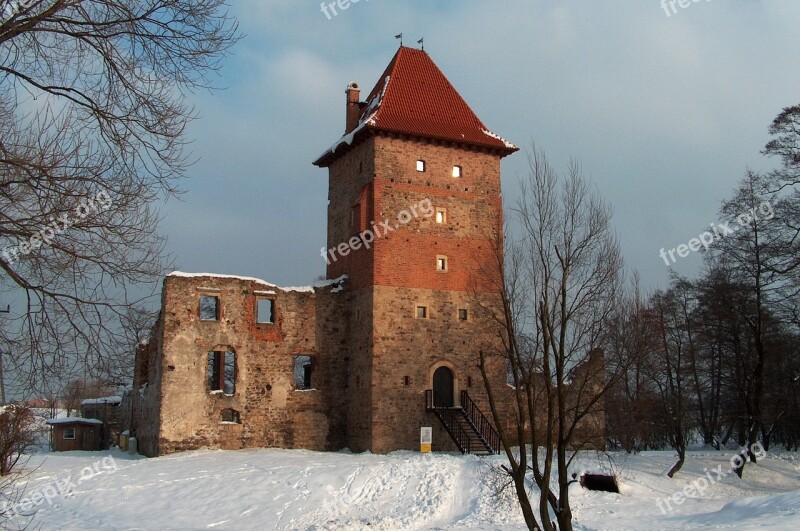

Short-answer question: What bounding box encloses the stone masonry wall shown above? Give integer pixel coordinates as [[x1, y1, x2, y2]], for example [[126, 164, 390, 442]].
[[129, 314, 164, 457], [152, 274, 347, 455], [367, 286, 507, 453]]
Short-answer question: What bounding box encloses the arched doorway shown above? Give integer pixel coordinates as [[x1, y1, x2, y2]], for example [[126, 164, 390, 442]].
[[433, 366, 455, 407]]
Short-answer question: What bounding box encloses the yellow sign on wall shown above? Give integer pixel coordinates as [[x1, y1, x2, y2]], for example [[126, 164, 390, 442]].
[[420, 426, 432, 453]]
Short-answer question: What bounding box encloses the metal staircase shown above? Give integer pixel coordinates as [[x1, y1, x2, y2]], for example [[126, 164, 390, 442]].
[[425, 390, 500, 455]]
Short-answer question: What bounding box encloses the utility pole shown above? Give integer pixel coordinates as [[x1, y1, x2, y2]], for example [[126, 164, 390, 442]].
[[0, 304, 8, 405]]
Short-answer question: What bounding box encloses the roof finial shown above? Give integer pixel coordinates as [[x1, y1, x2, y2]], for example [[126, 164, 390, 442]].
[[395, 33, 403, 46], [417, 37, 424, 51]]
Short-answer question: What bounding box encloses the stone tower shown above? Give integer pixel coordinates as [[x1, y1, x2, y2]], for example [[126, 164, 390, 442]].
[[314, 47, 518, 452]]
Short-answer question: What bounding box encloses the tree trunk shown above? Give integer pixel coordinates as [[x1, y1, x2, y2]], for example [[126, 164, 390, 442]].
[[667, 445, 686, 478], [512, 472, 541, 531]]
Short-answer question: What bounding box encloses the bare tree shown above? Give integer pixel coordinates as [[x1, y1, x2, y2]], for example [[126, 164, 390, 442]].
[[764, 105, 800, 188], [605, 275, 668, 453], [477, 146, 628, 531], [0, 1, 239, 390], [711, 172, 785, 476], [762, 105, 800, 328], [648, 283, 694, 477]]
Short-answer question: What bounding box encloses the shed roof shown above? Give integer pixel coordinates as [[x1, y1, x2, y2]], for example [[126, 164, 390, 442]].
[[46, 417, 103, 426]]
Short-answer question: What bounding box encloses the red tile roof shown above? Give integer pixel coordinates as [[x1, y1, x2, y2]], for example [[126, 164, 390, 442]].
[[315, 47, 517, 166]]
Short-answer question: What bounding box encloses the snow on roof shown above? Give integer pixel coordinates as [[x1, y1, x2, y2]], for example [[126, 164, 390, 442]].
[[46, 417, 103, 426], [318, 111, 378, 161], [169, 272, 348, 294], [80, 396, 121, 406], [315, 47, 518, 167], [481, 128, 518, 150]]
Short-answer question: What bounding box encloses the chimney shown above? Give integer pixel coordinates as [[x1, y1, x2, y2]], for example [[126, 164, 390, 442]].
[[345, 81, 361, 134]]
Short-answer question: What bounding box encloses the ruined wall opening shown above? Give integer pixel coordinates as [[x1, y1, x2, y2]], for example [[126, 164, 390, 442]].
[[294, 355, 314, 390], [199, 295, 219, 321], [208, 347, 236, 395], [220, 408, 241, 424], [256, 298, 274, 324]]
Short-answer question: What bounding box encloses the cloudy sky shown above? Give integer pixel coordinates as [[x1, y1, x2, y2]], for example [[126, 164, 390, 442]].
[[164, 0, 800, 292]]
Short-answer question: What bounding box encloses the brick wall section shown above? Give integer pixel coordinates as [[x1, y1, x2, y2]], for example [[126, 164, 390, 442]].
[[326, 137, 377, 285], [326, 134, 503, 293]]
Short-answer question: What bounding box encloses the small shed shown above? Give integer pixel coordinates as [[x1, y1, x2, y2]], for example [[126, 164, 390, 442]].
[[45, 417, 103, 452], [81, 395, 122, 449]]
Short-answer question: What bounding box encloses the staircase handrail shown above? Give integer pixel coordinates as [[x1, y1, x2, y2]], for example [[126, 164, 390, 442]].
[[460, 390, 501, 454]]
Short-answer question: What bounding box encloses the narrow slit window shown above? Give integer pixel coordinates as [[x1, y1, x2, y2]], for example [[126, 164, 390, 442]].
[[452, 165, 462, 178], [257, 299, 275, 324], [458, 309, 468, 321], [199, 296, 219, 321], [416, 160, 426, 172], [435, 208, 447, 224], [437, 256, 448, 272], [351, 203, 362, 233], [403, 376, 411, 387]]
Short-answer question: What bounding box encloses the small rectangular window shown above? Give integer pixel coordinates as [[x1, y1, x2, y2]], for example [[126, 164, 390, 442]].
[[257, 298, 275, 324], [199, 296, 219, 321], [416, 160, 426, 172], [63, 427, 76, 440], [452, 165, 462, 178], [458, 309, 468, 321], [435, 208, 447, 224], [403, 376, 411, 387], [437, 256, 448, 272], [416, 305, 428, 319]]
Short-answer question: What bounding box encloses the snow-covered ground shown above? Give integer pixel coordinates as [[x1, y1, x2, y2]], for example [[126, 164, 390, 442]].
[[4, 447, 799, 530]]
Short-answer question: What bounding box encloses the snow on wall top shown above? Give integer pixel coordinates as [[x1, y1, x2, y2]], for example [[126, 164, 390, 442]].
[[80, 396, 122, 406], [168, 272, 348, 294], [46, 417, 103, 426]]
